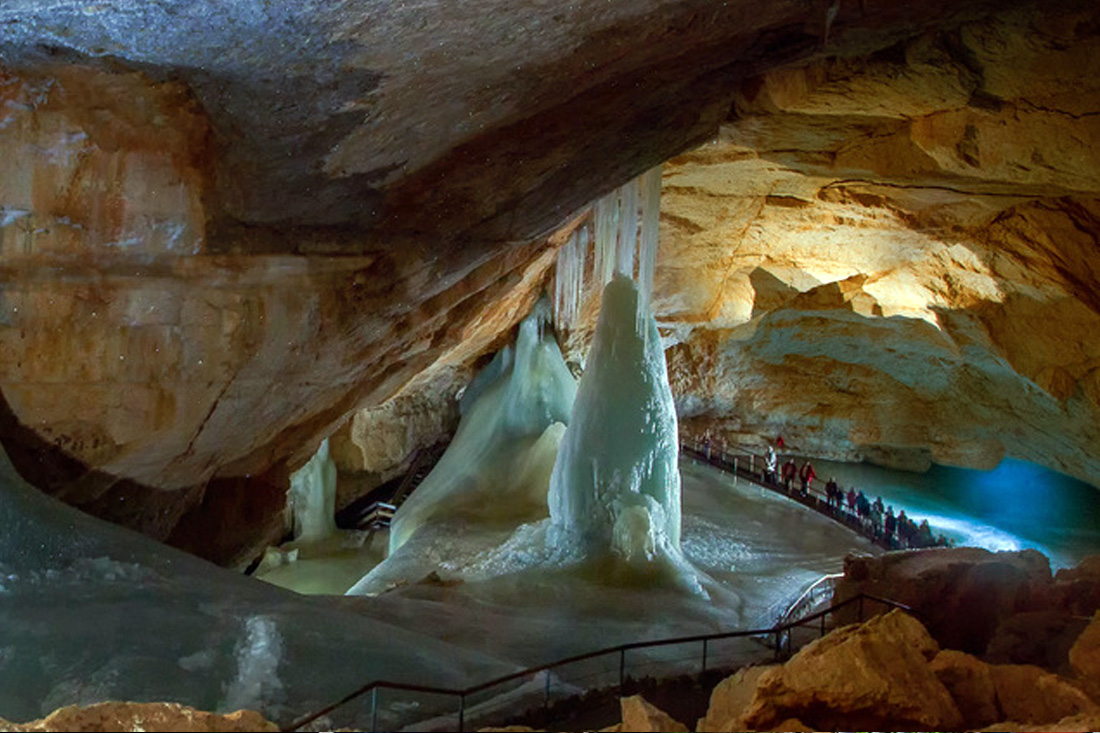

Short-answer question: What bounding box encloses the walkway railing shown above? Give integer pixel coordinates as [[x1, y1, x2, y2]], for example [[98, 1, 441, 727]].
[[281, 592, 910, 732], [776, 573, 844, 627], [681, 440, 900, 551]]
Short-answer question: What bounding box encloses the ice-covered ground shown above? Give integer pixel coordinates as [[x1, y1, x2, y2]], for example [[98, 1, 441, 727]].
[[0, 446, 520, 727]]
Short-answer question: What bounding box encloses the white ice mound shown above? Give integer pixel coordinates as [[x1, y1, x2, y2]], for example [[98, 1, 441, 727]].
[[287, 437, 337, 543], [387, 299, 577, 553], [548, 274, 682, 563]]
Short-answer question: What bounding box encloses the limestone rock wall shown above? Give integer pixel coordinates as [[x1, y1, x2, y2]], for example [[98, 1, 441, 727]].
[[0, 0, 1099, 559], [660, 1, 1100, 483], [0, 63, 558, 556]]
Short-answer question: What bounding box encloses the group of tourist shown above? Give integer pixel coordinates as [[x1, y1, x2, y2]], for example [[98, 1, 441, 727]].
[[760, 443, 951, 550]]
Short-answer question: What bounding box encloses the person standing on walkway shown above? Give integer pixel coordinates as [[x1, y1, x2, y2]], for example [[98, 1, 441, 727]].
[[764, 446, 778, 485], [781, 458, 797, 493], [884, 506, 897, 547], [799, 461, 816, 497], [825, 477, 839, 510], [846, 487, 857, 514]]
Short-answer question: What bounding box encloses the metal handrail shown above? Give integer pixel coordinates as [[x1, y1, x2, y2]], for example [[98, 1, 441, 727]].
[[280, 591, 911, 732], [776, 572, 845, 626]]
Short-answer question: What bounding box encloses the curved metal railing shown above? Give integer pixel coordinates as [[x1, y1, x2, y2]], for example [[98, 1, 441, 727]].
[[281, 592, 911, 732], [680, 440, 902, 551]]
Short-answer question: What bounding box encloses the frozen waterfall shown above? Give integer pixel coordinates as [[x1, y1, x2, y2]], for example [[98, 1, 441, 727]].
[[548, 274, 681, 564], [287, 438, 338, 543], [385, 299, 577, 554]]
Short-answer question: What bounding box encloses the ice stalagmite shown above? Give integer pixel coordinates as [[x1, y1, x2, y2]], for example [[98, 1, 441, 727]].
[[287, 437, 338, 543], [548, 274, 681, 563], [387, 299, 577, 554]]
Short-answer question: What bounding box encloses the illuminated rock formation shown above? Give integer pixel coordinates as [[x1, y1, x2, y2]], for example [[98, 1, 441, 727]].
[[0, 0, 1095, 562]]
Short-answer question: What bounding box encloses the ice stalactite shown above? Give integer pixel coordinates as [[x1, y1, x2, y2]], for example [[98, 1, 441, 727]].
[[552, 165, 662, 338], [382, 298, 577, 556], [548, 274, 682, 565], [553, 227, 587, 334], [287, 438, 338, 544], [637, 165, 662, 338]]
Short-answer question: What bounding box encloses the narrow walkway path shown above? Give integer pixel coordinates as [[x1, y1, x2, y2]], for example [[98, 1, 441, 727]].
[[681, 442, 900, 552]]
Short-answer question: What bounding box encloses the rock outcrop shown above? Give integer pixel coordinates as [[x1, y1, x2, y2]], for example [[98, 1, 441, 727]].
[[989, 663, 1098, 725], [0, 702, 276, 732], [1069, 612, 1100, 703], [834, 548, 1100, 665], [662, 0, 1100, 484], [929, 650, 1001, 729], [619, 695, 689, 733], [696, 666, 775, 733], [699, 608, 1100, 732], [738, 610, 964, 731]]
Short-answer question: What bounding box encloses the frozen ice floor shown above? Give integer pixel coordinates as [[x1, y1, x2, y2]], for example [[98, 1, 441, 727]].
[[24, 445, 1095, 729], [1, 443, 881, 728], [0, 447, 517, 727]]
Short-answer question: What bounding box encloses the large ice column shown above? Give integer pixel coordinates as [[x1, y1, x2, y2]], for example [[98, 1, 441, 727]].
[[387, 300, 577, 553], [548, 274, 681, 562], [287, 438, 338, 543]]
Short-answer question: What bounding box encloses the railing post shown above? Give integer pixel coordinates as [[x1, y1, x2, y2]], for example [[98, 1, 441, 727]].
[[542, 669, 552, 726], [750, 454, 754, 475], [821, 611, 826, 638], [733, 457, 738, 484], [371, 687, 378, 733], [774, 630, 781, 660], [458, 693, 465, 733], [619, 649, 626, 691], [701, 638, 708, 676]]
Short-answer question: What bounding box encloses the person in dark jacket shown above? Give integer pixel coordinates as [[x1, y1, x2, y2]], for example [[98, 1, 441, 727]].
[[884, 506, 897, 546], [825, 477, 839, 510], [781, 459, 797, 493]]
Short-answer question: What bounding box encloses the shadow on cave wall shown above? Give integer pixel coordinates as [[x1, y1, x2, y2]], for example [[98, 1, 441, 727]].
[[0, 384, 286, 567]]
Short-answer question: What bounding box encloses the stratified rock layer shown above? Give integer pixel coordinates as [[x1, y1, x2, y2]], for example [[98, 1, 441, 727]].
[[661, 1, 1100, 485]]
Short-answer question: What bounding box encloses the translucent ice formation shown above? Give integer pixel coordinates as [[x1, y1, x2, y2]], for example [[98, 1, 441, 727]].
[[287, 437, 337, 543], [386, 299, 577, 554], [553, 165, 662, 335], [548, 274, 682, 564]]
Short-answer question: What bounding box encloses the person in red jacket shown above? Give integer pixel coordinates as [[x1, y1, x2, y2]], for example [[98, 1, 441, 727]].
[[798, 461, 816, 497], [781, 458, 797, 493]]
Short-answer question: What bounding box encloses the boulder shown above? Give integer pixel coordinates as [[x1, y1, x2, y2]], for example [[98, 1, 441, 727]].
[[739, 610, 962, 731], [834, 548, 1053, 654], [618, 695, 688, 733], [1068, 612, 1100, 703], [929, 649, 1001, 728], [1052, 556, 1100, 616], [696, 665, 774, 733], [989, 664, 1099, 724], [0, 702, 276, 732], [985, 610, 1090, 675]]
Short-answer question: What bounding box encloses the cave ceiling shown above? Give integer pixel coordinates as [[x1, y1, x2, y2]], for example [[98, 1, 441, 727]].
[[0, 0, 1042, 245]]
